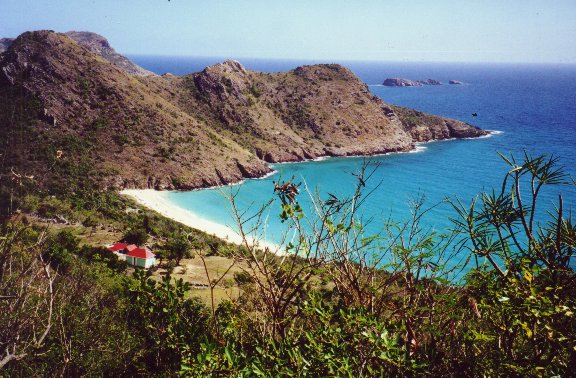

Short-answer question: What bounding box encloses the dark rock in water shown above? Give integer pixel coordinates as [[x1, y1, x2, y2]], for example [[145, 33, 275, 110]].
[[383, 78, 421, 87], [449, 80, 463, 84], [421, 79, 441, 85], [383, 78, 442, 86]]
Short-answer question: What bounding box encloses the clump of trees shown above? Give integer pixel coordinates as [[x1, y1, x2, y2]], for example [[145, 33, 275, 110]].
[[1, 152, 574, 376]]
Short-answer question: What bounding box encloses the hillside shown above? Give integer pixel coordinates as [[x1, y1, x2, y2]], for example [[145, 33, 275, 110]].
[[0, 30, 488, 194]]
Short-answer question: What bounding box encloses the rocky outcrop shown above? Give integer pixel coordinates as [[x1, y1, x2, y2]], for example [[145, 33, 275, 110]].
[[184, 62, 416, 161], [449, 80, 463, 85], [1, 31, 154, 76], [0, 30, 488, 194], [421, 79, 441, 85], [392, 105, 487, 141], [64, 31, 154, 76], [383, 78, 442, 87], [0, 38, 14, 53]]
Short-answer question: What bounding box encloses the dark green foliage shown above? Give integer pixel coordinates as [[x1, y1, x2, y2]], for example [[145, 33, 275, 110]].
[[165, 231, 192, 265], [43, 229, 79, 273], [126, 270, 210, 373], [0, 223, 139, 376], [184, 293, 418, 377], [78, 245, 128, 273], [1, 151, 573, 376], [122, 225, 148, 245]]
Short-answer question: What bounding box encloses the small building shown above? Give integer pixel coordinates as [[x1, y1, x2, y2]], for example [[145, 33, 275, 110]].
[[107, 242, 128, 261], [126, 247, 156, 268]]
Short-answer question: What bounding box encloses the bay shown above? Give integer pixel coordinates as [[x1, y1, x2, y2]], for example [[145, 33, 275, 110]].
[[132, 56, 576, 260]]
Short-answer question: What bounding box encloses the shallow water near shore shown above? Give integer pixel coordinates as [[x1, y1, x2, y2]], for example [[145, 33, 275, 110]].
[[133, 58, 576, 270]]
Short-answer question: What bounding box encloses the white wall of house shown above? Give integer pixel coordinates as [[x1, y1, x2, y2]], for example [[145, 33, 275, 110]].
[[113, 252, 127, 261], [126, 256, 156, 268]]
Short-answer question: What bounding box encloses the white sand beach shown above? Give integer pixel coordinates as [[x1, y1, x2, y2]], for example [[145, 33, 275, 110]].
[[120, 189, 280, 252]]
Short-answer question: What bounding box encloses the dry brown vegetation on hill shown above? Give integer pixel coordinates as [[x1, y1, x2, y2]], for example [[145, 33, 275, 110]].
[[0, 30, 487, 195]]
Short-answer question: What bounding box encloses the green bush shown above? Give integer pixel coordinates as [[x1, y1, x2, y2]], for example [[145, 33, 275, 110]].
[[126, 270, 210, 373], [43, 229, 80, 273], [122, 226, 148, 245], [450, 152, 576, 376]]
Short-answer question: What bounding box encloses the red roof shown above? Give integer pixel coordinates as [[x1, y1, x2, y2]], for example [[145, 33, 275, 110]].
[[127, 247, 155, 259], [107, 242, 128, 252], [126, 244, 138, 252]]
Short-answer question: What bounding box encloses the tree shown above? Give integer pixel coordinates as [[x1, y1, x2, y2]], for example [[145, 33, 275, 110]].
[[165, 232, 192, 265], [122, 226, 148, 246], [126, 270, 209, 373], [43, 229, 80, 273]]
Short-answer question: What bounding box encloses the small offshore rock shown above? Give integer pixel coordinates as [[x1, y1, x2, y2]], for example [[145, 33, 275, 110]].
[[383, 78, 442, 87]]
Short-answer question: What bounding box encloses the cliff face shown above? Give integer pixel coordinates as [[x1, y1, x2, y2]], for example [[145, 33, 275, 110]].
[[0, 30, 487, 193]]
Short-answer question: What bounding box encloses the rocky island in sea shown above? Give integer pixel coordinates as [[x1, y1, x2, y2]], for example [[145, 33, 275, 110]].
[[383, 78, 442, 86], [0, 30, 487, 196]]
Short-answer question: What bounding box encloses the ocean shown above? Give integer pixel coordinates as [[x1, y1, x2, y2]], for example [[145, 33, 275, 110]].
[[131, 56, 576, 267]]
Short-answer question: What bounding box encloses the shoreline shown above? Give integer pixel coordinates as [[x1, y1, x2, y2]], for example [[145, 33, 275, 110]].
[[271, 129, 499, 166], [120, 189, 281, 253], [121, 131, 500, 249]]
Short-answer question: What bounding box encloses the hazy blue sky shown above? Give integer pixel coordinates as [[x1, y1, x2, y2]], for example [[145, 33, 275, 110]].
[[2, 0, 575, 63]]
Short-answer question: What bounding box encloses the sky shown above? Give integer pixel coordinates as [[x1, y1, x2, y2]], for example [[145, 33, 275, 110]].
[[2, 0, 576, 63]]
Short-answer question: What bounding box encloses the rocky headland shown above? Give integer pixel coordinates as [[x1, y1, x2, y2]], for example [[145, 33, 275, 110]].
[[0, 30, 488, 194]]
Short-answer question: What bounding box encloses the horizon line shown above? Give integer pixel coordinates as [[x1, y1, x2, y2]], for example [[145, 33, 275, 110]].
[[124, 53, 576, 66]]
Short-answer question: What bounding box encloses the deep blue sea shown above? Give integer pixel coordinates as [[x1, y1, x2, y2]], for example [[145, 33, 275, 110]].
[[132, 56, 576, 268]]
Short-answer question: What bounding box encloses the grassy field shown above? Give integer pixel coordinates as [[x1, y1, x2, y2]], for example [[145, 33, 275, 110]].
[[151, 255, 246, 306]]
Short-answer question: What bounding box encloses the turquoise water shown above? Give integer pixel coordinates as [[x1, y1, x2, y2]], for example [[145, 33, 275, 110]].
[[132, 58, 576, 263]]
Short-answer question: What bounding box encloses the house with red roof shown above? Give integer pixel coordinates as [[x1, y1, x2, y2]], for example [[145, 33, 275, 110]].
[[126, 246, 156, 268], [107, 242, 156, 268]]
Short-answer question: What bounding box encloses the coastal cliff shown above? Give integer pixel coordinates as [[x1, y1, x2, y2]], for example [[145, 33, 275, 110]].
[[0, 30, 488, 193]]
